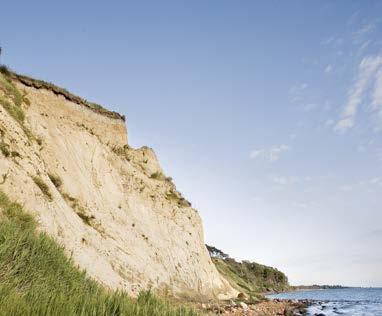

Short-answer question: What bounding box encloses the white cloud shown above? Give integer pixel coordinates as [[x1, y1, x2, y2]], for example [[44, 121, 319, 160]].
[[249, 149, 265, 159], [377, 148, 382, 162], [301, 103, 318, 112], [339, 185, 353, 192], [359, 40, 371, 52], [352, 22, 375, 39], [270, 176, 297, 185], [325, 118, 335, 126], [370, 177, 382, 185], [335, 55, 382, 133], [372, 68, 382, 130], [249, 145, 290, 162], [292, 202, 309, 209], [289, 83, 308, 104], [269, 175, 312, 186], [269, 145, 290, 161], [325, 64, 333, 73], [357, 144, 366, 152]]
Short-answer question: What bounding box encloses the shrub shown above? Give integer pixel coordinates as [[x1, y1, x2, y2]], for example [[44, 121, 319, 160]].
[[10, 151, 20, 158], [150, 172, 163, 180], [32, 176, 52, 200], [0, 65, 11, 76], [48, 173, 62, 188], [0, 142, 10, 157]]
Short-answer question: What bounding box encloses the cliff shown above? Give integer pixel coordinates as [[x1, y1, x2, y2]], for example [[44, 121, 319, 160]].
[[0, 66, 235, 300]]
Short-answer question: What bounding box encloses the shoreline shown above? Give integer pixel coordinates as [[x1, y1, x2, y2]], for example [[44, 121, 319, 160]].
[[197, 297, 311, 315]]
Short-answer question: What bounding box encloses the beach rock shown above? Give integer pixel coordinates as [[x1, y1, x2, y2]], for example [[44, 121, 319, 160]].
[[239, 302, 248, 310]]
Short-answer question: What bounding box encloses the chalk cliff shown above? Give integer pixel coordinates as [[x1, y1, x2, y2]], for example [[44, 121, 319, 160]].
[[0, 68, 235, 299]]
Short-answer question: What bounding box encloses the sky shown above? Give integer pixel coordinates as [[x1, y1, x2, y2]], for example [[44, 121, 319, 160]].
[[1, 0, 382, 287]]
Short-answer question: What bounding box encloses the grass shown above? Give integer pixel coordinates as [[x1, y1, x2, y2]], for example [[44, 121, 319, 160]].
[[32, 176, 52, 200], [0, 96, 25, 124], [0, 71, 23, 107], [0, 190, 197, 316], [0, 72, 34, 141], [61, 193, 104, 234]]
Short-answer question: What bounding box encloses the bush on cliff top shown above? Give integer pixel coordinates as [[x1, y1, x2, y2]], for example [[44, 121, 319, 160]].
[[0, 191, 197, 316]]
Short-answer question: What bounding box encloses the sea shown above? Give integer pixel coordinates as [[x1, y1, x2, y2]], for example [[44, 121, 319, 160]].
[[268, 288, 382, 315]]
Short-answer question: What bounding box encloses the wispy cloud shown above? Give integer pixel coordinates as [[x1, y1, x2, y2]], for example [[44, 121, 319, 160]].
[[270, 175, 297, 185], [372, 68, 382, 130], [249, 145, 290, 162], [289, 83, 308, 104], [352, 22, 376, 39], [377, 148, 382, 162], [269, 175, 313, 186], [335, 55, 382, 133], [325, 64, 333, 73]]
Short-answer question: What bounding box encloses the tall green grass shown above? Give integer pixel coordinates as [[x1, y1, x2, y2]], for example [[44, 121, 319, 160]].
[[0, 191, 198, 316]]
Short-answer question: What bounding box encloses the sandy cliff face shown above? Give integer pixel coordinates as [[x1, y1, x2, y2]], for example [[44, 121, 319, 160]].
[[0, 71, 235, 299]]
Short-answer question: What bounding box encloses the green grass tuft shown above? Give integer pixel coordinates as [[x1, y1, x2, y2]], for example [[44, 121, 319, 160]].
[[32, 176, 52, 200], [0, 96, 25, 123], [0, 190, 197, 316]]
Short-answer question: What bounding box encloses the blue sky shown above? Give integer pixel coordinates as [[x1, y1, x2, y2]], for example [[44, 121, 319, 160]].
[[1, 1, 382, 286]]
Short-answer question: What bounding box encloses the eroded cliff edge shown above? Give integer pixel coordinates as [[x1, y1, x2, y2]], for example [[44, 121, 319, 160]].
[[0, 68, 235, 300]]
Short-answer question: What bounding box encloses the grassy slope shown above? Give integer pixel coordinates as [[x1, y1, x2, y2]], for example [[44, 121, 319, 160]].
[[207, 246, 289, 299], [0, 191, 197, 316]]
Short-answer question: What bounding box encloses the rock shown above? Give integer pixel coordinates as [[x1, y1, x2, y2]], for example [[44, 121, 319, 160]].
[[237, 292, 246, 299], [239, 302, 248, 310], [201, 303, 207, 309]]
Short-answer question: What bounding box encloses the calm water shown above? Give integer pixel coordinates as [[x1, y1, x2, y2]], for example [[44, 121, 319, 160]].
[[268, 288, 382, 315]]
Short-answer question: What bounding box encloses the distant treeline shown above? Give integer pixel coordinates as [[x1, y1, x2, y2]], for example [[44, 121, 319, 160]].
[[294, 284, 349, 290]]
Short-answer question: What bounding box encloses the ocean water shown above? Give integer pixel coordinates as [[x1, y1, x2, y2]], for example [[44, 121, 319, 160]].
[[268, 288, 382, 315]]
